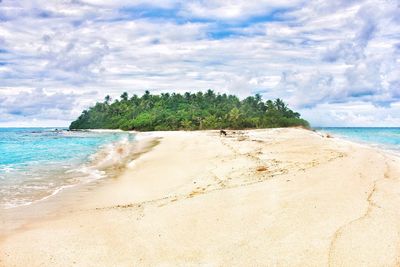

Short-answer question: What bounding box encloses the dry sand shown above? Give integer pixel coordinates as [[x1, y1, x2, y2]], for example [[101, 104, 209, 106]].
[[1, 128, 400, 266]]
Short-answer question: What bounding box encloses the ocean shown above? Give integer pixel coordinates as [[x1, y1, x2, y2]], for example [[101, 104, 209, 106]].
[[0, 128, 136, 209], [316, 127, 400, 152]]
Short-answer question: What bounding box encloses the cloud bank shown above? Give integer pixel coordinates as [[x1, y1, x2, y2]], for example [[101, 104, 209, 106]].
[[0, 0, 399, 126]]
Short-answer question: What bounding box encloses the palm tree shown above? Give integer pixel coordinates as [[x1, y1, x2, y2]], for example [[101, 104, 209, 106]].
[[228, 107, 241, 128], [104, 95, 111, 104], [120, 92, 128, 101]]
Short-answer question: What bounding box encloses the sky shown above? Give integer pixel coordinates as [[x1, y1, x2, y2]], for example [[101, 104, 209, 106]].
[[0, 0, 399, 127]]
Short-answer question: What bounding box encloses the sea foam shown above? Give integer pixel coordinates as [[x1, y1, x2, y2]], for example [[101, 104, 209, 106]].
[[0, 128, 137, 209]]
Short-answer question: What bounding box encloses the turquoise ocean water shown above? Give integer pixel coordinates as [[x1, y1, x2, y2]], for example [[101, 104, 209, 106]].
[[0, 128, 136, 209], [316, 127, 400, 152]]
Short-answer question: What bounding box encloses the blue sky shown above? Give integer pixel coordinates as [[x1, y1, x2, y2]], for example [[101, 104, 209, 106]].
[[0, 0, 399, 127]]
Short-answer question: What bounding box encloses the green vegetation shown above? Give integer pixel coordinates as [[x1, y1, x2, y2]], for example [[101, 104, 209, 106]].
[[69, 90, 309, 131]]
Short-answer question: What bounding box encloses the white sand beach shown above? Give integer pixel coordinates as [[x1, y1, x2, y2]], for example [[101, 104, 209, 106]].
[[1, 128, 400, 266]]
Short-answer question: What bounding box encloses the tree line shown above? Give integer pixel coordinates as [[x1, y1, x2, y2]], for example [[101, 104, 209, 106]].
[[69, 90, 309, 131]]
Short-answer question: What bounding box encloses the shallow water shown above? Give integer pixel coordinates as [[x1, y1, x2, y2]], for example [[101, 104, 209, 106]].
[[316, 127, 400, 152], [0, 128, 135, 209]]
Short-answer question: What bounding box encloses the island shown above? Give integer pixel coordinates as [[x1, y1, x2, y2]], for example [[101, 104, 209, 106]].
[[69, 90, 309, 130]]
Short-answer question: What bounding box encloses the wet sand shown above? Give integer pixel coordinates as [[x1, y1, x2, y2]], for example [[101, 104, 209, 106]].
[[1, 128, 400, 266]]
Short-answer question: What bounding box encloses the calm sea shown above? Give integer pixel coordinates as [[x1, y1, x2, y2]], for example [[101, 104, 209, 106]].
[[316, 127, 400, 152], [0, 128, 136, 209]]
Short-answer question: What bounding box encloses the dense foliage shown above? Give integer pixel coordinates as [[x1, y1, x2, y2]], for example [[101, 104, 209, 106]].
[[69, 90, 309, 131]]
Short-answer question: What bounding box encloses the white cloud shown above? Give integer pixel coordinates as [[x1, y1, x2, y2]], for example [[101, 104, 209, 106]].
[[180, 0, 305, 20], [0, 0, 399, 126], [299, 101, 400, 127], [0, 88, 97, 126]]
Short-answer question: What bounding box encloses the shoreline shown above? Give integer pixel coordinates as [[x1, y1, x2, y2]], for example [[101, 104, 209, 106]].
[[0, 130, 155, 211], [0, 128, 137, 210], [2, 128, 400, 266], [315, 127, 400, 156], [0, 134, 159, 240]]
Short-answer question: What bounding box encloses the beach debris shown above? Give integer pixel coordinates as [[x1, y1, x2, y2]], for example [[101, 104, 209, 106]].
[[220, 129, 227, 136], [187, 187, 206, 198], [256, 166, 268, 172], [117, 147, 124, 154]]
